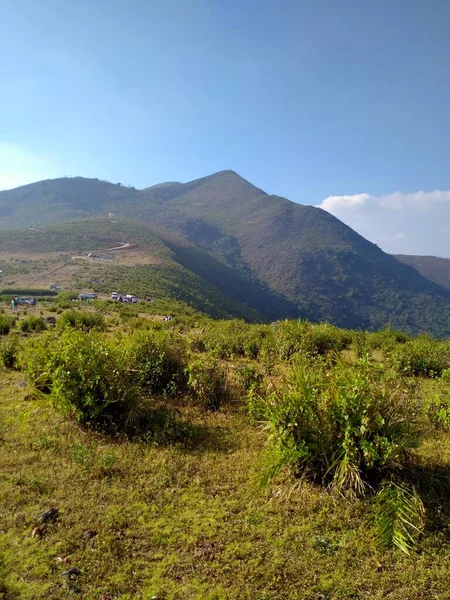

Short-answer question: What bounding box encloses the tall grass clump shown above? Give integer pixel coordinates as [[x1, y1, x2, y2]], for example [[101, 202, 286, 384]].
[[257, 357, 423, 551]]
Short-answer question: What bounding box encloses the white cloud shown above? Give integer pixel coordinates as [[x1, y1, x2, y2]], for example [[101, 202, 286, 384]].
[[0, 143, 58, 191], [320, 193, 370, 211], [318, 190, 450, 257]]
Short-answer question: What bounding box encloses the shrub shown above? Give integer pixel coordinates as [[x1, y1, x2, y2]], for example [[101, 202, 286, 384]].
[[300, 323, 351, 356], [392, 337, 450, 377], [202, 321, 274, 361], [423, 381, 450, 430], [272, 321, 350, 361], [57, 290, 79, 304], [272, 320, 308, 360], [57, 310, 106, 332], [187, 358, 230, 410], [368, 328, 410, 352], [124, 330, 188, 396], [0, 314, 15, 335], [351, 331, 371, 358], [0, 334, 22, 369], [19, 316, 47, 333], [258, 357, 420, 495], [203, 320, 246, 359], [235, 363, 265, 394], [24, 330, 141, 431], [22, 333, 56, 391]]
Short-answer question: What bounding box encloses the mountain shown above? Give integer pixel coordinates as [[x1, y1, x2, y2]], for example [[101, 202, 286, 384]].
[[0, 177, 140, 229], [2, 171, 450, 335], [395, 255, 450, 292]]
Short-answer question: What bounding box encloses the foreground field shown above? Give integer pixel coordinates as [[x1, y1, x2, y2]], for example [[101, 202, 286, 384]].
[[2, 303, 450, 599]]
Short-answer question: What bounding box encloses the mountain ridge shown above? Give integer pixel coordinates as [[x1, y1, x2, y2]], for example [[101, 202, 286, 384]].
[[1, 171, 450, 335], [395, 254, 450, 292]]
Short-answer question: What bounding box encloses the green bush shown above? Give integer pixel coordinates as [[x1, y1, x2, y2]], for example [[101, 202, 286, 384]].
[[427, 397, 450, 430], [187, 358, 230, 410], [235, 363, 264, 393], [258, 357, 420, 495], [351, 331, 371, 358], [24, 330, 141, 431], [57, 310, 106, 332], [203, 320, 274, 360], [300, 322, 351, 356], [203, 320, 247, 359], [23, 328, 190, 430], [0, 334, 22, 369], [392, 337, 450, 377], [368, 328, 410, 353], [57, 290, 79, 303], [272, 321, 350, 361], [0, 314, 15, 335], [124, 330, 188, 396], [271, 320, 308, 360], [423, 381, 450, 430], [22, 333, 56, 391], [19, 316, 46, 333]]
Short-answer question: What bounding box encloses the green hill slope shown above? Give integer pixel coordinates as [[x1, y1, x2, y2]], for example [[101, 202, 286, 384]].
[[0, 218, 286, 321], [2, 172, 450, 334], [395, 255, 450, 292]]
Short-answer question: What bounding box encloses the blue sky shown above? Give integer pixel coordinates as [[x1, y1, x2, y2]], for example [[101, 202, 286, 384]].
[[1, 0, 450, 255]]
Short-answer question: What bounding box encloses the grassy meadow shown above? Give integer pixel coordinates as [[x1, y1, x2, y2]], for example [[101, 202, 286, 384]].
[[2, 296, 450, 599]]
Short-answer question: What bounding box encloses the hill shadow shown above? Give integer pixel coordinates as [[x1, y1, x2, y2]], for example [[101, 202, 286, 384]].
[[404, 461, 450, 538], [167, 227, 299, 321]]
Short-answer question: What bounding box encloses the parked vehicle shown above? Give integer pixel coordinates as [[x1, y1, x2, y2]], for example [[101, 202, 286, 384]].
[[79, 293, 97, 300], [111, 293, 138, 303], [15, 296, 36, 306]]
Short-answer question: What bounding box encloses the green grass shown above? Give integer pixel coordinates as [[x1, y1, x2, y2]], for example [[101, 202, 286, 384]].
[[2, 314, 450, 598], [2, 368, 450, 599]]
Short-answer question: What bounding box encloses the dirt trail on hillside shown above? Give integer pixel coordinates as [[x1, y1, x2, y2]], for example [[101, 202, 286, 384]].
[[72, 242, 136, 260]]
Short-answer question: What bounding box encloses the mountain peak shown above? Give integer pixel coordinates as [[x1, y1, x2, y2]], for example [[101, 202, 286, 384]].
[[181, 169, 268, 198]]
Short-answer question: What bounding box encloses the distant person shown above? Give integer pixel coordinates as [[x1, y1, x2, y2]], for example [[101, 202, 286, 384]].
[[11, 298, 17, 311]]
